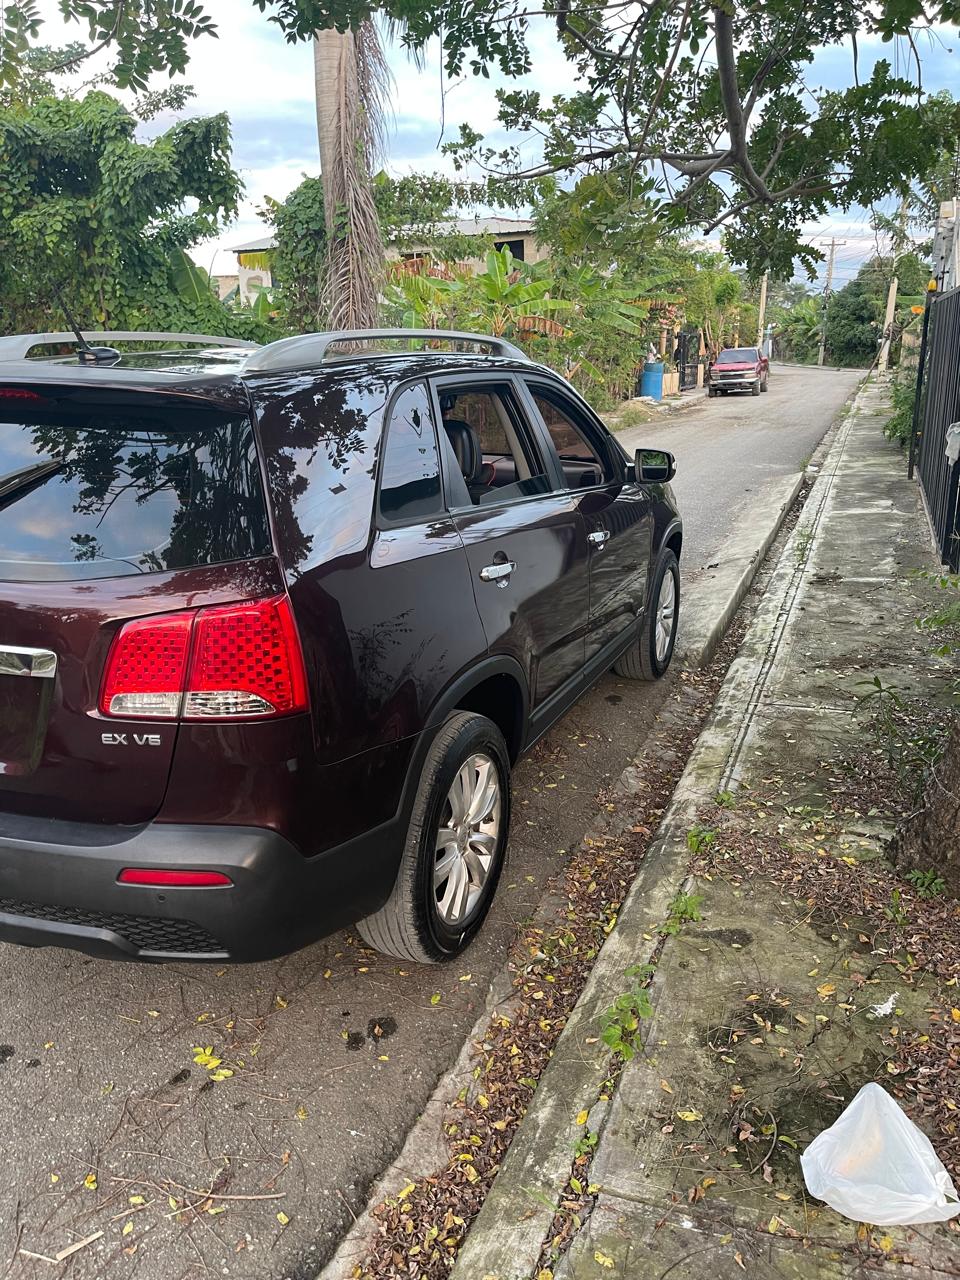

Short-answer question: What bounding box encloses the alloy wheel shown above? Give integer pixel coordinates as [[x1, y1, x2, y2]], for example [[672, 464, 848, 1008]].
[[655, 569, 677, 663], [434, 753, 502, 925]]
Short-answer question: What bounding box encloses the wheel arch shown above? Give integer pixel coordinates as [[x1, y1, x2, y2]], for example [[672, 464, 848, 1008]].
[[428, 656, 529, 764], [657, 517, 683, 563], [424, 655, 535, 762]]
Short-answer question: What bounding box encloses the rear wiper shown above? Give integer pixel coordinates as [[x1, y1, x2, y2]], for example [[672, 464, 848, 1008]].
[[0, 460, 64, 504]]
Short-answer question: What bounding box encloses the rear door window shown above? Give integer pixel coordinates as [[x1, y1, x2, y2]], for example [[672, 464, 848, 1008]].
[[0, 407, 271, 581], [435, 382, 554, 507]]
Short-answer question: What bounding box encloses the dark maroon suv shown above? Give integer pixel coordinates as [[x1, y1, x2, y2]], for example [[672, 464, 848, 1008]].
[[0, 328, 681, 964]]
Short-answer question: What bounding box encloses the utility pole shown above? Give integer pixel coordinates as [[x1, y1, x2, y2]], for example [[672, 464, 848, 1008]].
[[817, 238, 845, 367], [879, 200, 909, 373], [878, 274, 899, 373], [756, 271, 769, 350]]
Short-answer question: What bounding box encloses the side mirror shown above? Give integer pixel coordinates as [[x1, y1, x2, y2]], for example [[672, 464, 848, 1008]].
[[635, 448, 676, 483]]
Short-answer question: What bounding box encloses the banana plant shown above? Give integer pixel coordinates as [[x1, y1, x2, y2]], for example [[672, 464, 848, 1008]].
[[382, 268, 459, 329], [541, 262, 653, 336], [460, 248, 572, 337], [169, 247, 217, 305]]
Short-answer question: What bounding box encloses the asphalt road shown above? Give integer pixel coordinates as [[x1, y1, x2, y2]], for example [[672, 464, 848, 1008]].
[[0, 364, 861, 1280], [619, 363, 863, 576]]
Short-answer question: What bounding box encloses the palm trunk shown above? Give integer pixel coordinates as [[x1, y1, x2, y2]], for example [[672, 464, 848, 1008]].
[[313, 24, 385, 330]]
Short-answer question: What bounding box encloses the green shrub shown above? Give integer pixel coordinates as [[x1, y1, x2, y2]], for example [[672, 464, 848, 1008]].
[[884, 367, 918, 447]]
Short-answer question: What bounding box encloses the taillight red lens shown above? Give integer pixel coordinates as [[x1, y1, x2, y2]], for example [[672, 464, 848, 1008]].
[[99, 596, 308, 721], [99, 612, 194, 718], [0, 387, 46, 401], [184, 595, 308, 719], [118, 869, 232, 887]]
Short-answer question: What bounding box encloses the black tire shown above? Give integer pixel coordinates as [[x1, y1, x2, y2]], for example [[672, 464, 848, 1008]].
[[708, 386, 717, 398], [613, 549, 680, 681], [356, 712, 511, 963], [760, 373, 769, 392], [751, 377, 761, 396]]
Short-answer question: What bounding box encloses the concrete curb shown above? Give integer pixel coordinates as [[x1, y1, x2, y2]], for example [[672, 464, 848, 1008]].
[[315, 381, 864, 1280]]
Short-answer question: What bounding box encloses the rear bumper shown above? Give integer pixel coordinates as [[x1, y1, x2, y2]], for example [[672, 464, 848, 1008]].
[[0, 813, 403, 963]]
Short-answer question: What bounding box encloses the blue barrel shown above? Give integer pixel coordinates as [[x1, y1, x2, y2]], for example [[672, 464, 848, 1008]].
[[640, 361, 664, 400]]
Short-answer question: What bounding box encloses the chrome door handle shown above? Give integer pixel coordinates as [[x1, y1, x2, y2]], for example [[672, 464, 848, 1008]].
[[588, 530, 610, 549], [479, 560, 516, 587]]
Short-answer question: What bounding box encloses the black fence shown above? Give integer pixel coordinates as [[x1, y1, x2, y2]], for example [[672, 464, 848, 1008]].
[[914, 285, 960, 571]]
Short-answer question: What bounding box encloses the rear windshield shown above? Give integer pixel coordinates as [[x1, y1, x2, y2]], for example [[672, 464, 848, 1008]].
[[717, 348, 759, 363], [0, 410, 271, 581]]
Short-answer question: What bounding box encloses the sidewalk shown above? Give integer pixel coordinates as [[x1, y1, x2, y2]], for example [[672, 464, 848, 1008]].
[[452, 378, 960, 1279]]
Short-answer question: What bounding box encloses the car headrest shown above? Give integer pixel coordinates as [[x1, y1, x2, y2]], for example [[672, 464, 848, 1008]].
[[443, 419, 481, 484]]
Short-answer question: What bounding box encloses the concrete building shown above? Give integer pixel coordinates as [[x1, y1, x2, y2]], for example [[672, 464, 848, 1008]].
[[391, 216, 547, 272], [212, 217, 548, 300], [215, 237, 276, 305]]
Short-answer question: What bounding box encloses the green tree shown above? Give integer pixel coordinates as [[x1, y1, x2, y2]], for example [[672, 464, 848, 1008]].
[[4, 2, 959, 277], [0, 89, 270, 339], [265, 170, 522, 331], [858, 252, 930, 302], [824, 280, 881, 367], [677, 253, 745, 359], [905, 91, 960, 231], [822, 252, 931, 367], [776, 296, 822, 363]]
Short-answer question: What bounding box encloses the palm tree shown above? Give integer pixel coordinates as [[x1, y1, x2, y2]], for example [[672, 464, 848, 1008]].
[[312, 23, 389, 330]]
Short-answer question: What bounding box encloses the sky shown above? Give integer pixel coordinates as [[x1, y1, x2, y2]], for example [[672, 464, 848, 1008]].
[[33, 2, 960, 287]]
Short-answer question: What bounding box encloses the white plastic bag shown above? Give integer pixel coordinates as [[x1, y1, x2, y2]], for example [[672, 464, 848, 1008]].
[[801, 1083, 960, 1225]]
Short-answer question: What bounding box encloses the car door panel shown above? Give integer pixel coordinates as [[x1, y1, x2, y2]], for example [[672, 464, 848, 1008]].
[[520, 379, 653, 663], [431, 374, 590, 711], [576, 484, 652, 659], [454, 495, 589, 707]]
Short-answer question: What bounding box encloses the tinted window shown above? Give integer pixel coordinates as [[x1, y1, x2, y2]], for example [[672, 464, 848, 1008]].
[[0, 410, 271, 582], [248, 369, 387, 577], [530, 388, 616, 487], [379, 383, 442, 522], [717, 348, 759, 362], [438, 384, 552, 507]]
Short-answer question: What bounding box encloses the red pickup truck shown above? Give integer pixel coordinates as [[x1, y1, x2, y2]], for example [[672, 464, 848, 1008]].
[[708, 346, 769, 397]]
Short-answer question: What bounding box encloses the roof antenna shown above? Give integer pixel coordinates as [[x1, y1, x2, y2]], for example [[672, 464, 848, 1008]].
[[50, 284, 121, 366]]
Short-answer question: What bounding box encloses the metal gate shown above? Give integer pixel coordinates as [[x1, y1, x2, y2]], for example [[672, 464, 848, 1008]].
[[675, 332, 700, 391], [914, 286, 960, 570]]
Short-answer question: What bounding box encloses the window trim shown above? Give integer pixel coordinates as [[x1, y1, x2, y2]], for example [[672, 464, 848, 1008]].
[[374, 377, 447, 529], [428, 373, 565, 513], [519, 376, 628, 492]]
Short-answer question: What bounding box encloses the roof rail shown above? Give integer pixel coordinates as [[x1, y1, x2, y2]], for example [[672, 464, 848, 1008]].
[[241, 328, 528, 372], [0, 332, 260, 362]]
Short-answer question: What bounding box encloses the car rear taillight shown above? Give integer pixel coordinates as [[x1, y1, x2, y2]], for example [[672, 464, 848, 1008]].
[[0, 387, 47, 401], [100, 612, 194, 718], [184, 596, 308, 719], [99, 596, 308, 720]]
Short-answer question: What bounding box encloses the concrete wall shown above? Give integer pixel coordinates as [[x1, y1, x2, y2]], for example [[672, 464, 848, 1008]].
[[387, 231, 547, 275]]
